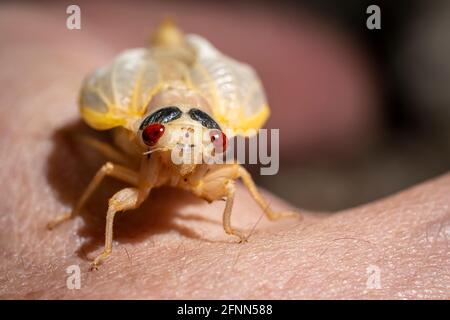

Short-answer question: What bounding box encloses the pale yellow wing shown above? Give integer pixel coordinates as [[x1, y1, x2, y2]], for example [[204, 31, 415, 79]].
[[79, 48, 162, 130], [187, 34, 270, 136]]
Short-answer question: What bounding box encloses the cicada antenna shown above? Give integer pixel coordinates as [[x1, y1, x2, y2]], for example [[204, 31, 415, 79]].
[[142, 147, 168, 156]]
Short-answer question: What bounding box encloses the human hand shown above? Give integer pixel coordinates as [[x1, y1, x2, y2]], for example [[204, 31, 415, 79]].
[[0, 2, 448, 299]]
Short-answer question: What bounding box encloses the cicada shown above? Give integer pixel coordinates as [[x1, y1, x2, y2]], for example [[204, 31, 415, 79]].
[[48, 20, 299, 269]]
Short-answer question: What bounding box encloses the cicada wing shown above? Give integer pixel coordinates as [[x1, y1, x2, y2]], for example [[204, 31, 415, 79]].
[[187, 34, 270, 137], [79, 48, 162, 130]]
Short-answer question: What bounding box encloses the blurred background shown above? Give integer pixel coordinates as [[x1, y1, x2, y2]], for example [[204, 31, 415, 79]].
[[1, 0, 449, 211], [255, 0, 450, 211]]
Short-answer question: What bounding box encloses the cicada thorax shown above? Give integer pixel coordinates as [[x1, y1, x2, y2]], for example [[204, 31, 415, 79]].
[[51, 22, 296, 271], [79, 30, 269, 136], [145, 87, 213, 116], [113, 127, 143, 159], [80, 22, 270, 170]]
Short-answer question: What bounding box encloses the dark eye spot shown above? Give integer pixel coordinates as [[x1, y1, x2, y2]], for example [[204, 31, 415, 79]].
[[188, 108, 221, 130], [139, 106, 182, 130]]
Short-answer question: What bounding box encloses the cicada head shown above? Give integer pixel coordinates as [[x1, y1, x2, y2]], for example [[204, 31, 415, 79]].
[[137, 106, 228, 175]]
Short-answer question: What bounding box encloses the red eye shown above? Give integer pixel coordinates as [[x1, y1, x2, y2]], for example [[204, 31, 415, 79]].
[[142, 123, 165, 146], [209, 130, 227, 152]]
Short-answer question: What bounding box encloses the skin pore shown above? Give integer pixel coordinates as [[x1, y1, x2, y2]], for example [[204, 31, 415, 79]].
[[0, 3, 448, 299]]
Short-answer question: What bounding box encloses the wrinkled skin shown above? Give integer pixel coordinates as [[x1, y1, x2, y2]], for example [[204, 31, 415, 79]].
[[0, 2, 448, 299]]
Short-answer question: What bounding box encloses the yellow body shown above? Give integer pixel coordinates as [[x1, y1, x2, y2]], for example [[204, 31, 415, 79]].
[[48, 21, 297, 269], [79, 20, 270, 136]]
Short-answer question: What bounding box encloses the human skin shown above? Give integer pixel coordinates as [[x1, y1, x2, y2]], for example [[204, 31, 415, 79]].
[[0, 3, 448, 299]]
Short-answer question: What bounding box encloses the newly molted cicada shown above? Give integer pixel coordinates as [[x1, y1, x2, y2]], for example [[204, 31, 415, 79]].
[[48, 20, 299, 269]]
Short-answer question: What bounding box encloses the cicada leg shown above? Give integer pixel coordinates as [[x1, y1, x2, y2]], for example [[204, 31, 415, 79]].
[[75, 134, 135, 166], [91, 187, 144, 270], [221, 165, 300, 243], [47, 162, 139, 229], [193, 164, 299, 243], [223, 181, 248, 243], [238, 165, 301, 221]]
